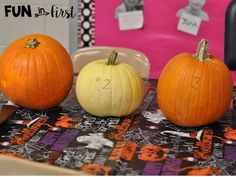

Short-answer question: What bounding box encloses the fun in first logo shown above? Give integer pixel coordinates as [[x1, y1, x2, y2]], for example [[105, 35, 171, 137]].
[[4, 5, 76, 18]]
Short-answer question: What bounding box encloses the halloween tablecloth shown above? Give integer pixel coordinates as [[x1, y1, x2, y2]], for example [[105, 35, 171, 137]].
[[0, 80, 235, 175]]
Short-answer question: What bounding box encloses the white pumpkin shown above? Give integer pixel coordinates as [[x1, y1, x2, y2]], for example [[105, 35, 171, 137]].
[[76, 51, 144, 117]]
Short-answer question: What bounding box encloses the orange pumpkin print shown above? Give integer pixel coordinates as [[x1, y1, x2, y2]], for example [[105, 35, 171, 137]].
[[224, 127, 236, 140], [55, 116, 82, 128], [179, 166, 221, 176], [42, 116, 82, 130], [81, 164, 111, 175], [138, 145, 169, 162], [187, 167, 221, 176]]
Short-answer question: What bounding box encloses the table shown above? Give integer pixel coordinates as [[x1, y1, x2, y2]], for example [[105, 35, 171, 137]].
[[0, 80, 235, 175]]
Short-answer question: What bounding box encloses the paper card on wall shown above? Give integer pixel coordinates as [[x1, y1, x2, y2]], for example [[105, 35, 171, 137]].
[[177, 12, 202, 36], [118, 11, 144, 31]]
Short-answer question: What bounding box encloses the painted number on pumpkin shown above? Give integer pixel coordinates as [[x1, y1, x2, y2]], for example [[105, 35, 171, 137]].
[[192, 77, 201, 89], [102, 79, 111, 89]]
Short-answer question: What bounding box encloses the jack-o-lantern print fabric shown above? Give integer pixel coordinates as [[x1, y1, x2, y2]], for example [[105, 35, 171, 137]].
[[0, 80, 235, 175]]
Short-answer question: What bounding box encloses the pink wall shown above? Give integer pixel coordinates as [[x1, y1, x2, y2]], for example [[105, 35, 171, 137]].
[[95, 0, 236, 85]]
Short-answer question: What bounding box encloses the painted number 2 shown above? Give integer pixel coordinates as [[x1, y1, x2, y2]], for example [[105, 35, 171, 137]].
[[102, 79, 111, 89], [192, 77, 201, 89]]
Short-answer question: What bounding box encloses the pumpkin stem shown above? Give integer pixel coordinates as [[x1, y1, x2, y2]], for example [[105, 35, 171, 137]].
[[107, 50, 118, 65], [193, 39, 210, 61], [25, 38, 40, 49]]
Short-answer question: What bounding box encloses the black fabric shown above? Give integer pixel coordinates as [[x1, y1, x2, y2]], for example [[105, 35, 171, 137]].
[[0, 80, 235, 175]]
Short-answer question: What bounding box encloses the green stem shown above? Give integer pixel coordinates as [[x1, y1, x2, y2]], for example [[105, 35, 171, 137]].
[[107, 50, 118, 65], [193, 39, 210, 61], [25, 38, 40, 49]]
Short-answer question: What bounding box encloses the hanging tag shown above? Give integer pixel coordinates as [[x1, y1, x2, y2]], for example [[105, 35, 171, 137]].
[[118, 11, 144, 31], [177, 12, 202, 36]]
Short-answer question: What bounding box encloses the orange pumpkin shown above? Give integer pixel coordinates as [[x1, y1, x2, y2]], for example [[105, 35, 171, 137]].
[[157, 39, 233, 127], [0, 34, 74, 110]]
